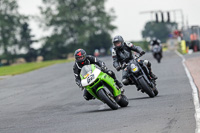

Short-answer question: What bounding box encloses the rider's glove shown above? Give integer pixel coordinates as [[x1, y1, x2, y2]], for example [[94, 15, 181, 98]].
[[121, 63, 127, 69], [140, 51, 145, 56], [80, 86, 84, 91], [76, 81, 84, 91], [79, 85, 84, 91], [101, 66, 108, 72], [116, 66, 121, 71]]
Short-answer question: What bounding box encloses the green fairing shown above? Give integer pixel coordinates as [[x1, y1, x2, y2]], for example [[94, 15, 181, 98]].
[[96, 72, 121, 97], [81, 64, 121, 100]]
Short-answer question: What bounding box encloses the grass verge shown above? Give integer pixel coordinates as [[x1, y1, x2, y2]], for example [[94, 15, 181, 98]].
[[0, 59, 74, 76]]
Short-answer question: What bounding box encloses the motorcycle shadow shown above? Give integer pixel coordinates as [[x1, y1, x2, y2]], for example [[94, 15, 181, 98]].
[[75, 105, 129, 114], [128, 97, 150, 101], [128, 95, 161, 101], [74, 108, 114, 114]]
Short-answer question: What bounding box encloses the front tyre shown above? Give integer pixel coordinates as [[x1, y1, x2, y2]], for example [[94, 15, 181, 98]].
[[156, 54, 161, 63], [97, 89, 118, 110], [138, 77, 155, 98]]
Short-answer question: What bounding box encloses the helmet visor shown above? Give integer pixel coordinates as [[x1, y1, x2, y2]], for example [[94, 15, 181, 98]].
[[76, 56, 84, 61], [75, 55, 86, 62], [114, 41, 122, 47]]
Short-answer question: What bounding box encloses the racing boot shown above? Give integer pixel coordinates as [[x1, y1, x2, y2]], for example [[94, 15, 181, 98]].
[[150, 72, 158, 80], [106, 70, 124, 93], [115, 79, 124, 94], [147, 66, 158, 80]]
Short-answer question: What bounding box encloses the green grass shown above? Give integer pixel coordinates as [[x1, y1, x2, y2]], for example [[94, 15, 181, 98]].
[[0, 59, 74, 76]]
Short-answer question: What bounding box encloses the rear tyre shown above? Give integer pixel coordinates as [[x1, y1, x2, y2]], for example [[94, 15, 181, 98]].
[[138, 77, 155, 98], [116, 95, 129, 107], [97, 89, 118, 110], [153, 87, 159, 96]]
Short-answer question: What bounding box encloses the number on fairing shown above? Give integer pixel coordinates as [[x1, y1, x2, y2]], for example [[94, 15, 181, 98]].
[[87, 74, 95, 84]]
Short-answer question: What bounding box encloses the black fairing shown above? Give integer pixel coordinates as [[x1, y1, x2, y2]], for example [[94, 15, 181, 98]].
[[127, 60, 153, 88]]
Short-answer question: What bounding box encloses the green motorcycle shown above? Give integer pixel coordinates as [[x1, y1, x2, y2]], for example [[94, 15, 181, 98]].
[[80, 64, 129, 110]]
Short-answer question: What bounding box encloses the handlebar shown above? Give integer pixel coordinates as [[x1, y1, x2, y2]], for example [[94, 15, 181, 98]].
[[134, 54, 143, 60], [120, 54, 143, 70]]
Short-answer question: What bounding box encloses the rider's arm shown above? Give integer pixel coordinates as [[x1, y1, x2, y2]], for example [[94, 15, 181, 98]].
[[73, 64, 82, 88], [112, 48, 121, 71], [125, 42, 143, 54], [87, 55, 106, 68]]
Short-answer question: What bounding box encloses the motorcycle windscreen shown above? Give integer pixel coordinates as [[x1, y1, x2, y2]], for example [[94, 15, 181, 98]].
[[81, 65, 101, 87], [80, 65, 93, 79]]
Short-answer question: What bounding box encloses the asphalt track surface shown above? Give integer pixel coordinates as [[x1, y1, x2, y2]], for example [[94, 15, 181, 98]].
[[0, 51, 196, 133]]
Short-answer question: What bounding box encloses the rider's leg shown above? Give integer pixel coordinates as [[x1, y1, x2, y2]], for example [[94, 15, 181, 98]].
[[121, 70, 130, 86], [107, 70, 123, 88], [143, 60, 158, 80]]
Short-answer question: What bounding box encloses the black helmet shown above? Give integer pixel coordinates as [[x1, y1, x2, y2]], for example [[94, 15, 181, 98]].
[[112, 35, 124, 49], [74, 49, 87, 63], [152, 37, 160, 43]]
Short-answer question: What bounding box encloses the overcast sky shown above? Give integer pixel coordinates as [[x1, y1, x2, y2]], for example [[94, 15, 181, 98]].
[[18, 0, 200, 48]]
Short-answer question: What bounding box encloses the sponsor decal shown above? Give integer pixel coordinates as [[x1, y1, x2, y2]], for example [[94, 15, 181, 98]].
[[87, 74, 95, 84]]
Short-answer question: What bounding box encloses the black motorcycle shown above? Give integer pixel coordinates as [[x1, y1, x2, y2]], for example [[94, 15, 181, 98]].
[[152, 45, 162, 63], [123, 54, 158, 98]]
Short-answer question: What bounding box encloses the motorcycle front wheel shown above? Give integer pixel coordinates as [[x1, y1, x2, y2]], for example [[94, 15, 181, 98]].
[[97, 89, 118, 110], [156, 54, 161, 63], [138, 77, 155, 98]]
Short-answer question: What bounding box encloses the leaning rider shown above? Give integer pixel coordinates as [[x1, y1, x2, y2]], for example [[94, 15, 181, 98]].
[[111, 35, 158, 86], [73, 49, 123, 101]]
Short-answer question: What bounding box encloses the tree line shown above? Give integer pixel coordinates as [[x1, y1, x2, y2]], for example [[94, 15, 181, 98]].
[[0, 0, 116, 65], [0, 0, 177, 65]]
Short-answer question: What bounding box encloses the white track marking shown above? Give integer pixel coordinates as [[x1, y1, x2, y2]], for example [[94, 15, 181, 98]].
[[175, 50, 200, 133]]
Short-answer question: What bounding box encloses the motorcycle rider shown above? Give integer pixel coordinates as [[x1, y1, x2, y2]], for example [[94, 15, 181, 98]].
[[150, 37, 161, 46], [73, 49, 123, 101], [150, 37, 162, 57], [112, 35, 158, 86]]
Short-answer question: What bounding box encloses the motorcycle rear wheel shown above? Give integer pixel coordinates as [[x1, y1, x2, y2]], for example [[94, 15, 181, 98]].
[[153, 88, 159, 96], [116, 95, 129, 107]]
